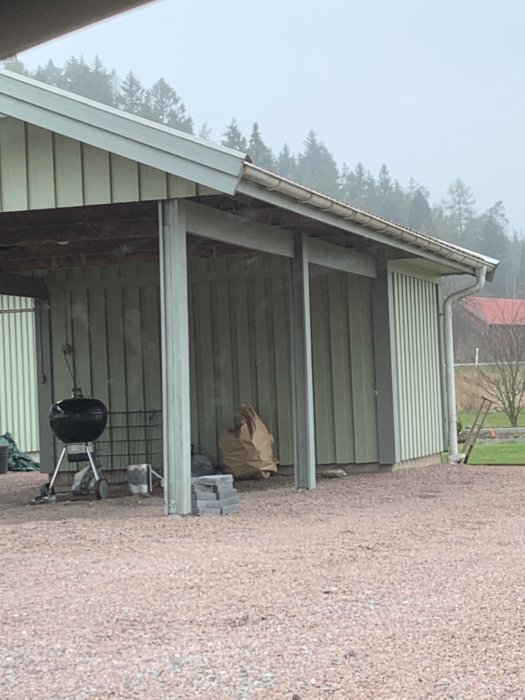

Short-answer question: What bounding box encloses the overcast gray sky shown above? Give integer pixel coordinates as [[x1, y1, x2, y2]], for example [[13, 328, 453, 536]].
[[19, 0, 525, 232]]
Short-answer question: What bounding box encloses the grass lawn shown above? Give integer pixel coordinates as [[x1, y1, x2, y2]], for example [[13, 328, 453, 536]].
[[458, 410, 525, 429], [467, 441, 525, 465], [444, 441, 525, 465]]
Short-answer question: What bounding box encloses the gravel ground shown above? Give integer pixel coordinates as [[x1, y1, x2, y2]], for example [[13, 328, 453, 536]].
[[1, 465, 525, 700]]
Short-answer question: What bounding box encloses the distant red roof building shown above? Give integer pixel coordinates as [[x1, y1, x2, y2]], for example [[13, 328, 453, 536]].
[[463, 297, 525, 326], [454, 296, 525, 364]]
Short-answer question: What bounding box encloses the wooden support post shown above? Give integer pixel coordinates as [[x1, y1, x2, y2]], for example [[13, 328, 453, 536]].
[[159, 199, 192, 515], [371, 268, 399, 464], [291, 234, 316, 489], [34, 299, 54, 472]]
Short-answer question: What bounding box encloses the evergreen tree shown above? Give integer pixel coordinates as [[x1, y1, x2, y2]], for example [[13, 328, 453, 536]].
[[444, 179, 475, 241], [505, 232, 525, 298], [119, 71, 148, 117], [147, 78, 193, 133], [60, 56, 116, 106], [478, 201, 508, 259], [221, 118, 248, 151], [248, 123, 275, 170], [32, 59, 62, 85], [340, 162, 374, 208], [1, 56, 28, 74], [198, 123, 212, 141], [276, 144, 296, 180], [407, 188, 433, 233], [296, 131, 340, 197]]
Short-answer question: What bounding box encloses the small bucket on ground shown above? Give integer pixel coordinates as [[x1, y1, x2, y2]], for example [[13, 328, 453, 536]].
[[0, 445, 8, 474], [127, 464, 150, 495]]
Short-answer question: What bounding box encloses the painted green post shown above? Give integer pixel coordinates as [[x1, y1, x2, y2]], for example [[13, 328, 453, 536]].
[[160, 199, 192, 515], [291, 234, 316, 489], [371, 267, 399, 465]]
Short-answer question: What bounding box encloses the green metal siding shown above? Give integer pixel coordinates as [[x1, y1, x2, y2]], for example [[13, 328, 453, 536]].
[[310, 273, 378, 464], [391, 272, 443, 460], [0, 118, 213, 212], [0, 295, 39, 451], [46, 259, 378, 470]]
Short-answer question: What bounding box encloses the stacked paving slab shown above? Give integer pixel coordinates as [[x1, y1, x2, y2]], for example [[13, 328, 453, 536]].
[[192, 474, 240, 515]]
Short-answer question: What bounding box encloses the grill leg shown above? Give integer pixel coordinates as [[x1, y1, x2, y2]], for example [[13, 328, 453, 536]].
[[86, 445, 101, 482], [48, 447, 67, 493]]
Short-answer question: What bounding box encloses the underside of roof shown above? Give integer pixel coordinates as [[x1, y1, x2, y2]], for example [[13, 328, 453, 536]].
[[0, 69, 500, 278], [0, 0, 155, 60]]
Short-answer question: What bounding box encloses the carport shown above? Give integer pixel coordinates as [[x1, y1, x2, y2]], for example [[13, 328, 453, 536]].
[[0, 69, 498, 514]]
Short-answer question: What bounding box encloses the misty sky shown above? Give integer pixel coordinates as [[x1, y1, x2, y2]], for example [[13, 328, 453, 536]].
[[19, 0, 525, 233]]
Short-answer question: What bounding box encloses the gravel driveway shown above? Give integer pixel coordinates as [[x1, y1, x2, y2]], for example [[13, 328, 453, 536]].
[[1, 465, 525, 699]]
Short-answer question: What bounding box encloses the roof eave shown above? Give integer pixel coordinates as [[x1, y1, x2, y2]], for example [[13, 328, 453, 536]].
[[239, 163, 500, 278]]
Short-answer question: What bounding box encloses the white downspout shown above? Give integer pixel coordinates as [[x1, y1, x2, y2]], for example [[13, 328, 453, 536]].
[[443, 266, 487, 461]]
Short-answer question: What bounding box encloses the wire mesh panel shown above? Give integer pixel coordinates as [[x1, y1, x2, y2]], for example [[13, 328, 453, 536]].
[[96, 409, 163, 470]]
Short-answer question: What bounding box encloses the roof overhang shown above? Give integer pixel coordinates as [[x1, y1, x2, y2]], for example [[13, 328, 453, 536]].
[[238, 164, 499, 280], [0, 0, 156, 60]]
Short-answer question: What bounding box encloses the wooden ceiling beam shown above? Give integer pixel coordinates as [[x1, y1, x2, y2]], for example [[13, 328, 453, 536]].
[[0, 218, 157, 247]]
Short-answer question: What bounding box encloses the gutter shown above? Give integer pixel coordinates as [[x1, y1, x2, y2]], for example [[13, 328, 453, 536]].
[[241, 163, 498, 276], [443, 267, 487, 461]]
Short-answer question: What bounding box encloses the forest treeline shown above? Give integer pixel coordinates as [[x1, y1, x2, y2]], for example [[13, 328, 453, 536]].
[[3, 55, 523, 297]]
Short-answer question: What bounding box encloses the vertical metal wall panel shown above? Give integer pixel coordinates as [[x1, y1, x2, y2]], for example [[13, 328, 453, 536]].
[[0, 117, 202, 212], [391, 272, 443, 460], [0, 295, 39, 451], [47, 257, 379, 469], [310, 273, 378, 465], [349, 276, 379, 464]]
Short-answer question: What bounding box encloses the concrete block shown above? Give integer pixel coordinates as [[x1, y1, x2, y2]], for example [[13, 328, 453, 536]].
[[215, 495, 240, 508], [212, 486, 238, 499], [221, 503, 241, 515], [192, 506, 223, 515], [194, 474, 233, 486], [191, 489, 217, 501]]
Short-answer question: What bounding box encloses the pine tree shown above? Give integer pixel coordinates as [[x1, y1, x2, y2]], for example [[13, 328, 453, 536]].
[[147, 78, 193, 133], [276, 144, 296, 180], [1, 56, 28, 74], [32, 59, 63, 86], [248, 123, 275, 170], [407, 188, 433, 232], [296, 131, 340, 197], [198, 123, 212, 141], [119, 71, 148, 117], [340, 162, 375, 208], [221, 119, 248, 151], [60, 56, 116, 106], [444, 179, 475, 241]]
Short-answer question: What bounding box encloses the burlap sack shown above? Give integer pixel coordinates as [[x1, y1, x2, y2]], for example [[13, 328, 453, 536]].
[[219, 403, 278, 479]]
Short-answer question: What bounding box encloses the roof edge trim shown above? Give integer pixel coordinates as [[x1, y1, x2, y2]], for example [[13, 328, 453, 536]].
[[0, 69, 248, 195]]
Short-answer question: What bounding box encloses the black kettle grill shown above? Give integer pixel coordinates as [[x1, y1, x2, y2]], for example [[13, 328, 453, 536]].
[[41, 390, 109, 500]]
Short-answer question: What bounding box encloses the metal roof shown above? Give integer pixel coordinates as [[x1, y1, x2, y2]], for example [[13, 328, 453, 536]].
[[0, 69, 500, 277], [464, 297, 525, 325]]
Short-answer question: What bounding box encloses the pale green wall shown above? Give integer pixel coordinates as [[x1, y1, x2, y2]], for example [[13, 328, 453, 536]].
[[0, 295, 39, 452], [391, 271, 443, 460], [0, 118, 213, 212], [46, 258, 379, 470]]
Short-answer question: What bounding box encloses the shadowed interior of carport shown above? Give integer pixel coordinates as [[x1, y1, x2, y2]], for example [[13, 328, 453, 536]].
[[0, 191, 380, 476]]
